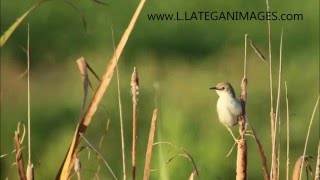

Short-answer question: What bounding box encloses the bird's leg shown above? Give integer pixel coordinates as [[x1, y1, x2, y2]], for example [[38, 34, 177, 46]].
[[227, 127, 240, 143]]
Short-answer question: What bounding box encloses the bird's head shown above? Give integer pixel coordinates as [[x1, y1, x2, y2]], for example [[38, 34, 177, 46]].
[[210, 82, 236, 98]]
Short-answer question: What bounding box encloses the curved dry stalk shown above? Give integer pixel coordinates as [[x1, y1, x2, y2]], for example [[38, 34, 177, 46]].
[[153, 141, 199, 179], [248, 124, 270, 180], [79, 133, 117, 180], [299, 96, 319, 180]]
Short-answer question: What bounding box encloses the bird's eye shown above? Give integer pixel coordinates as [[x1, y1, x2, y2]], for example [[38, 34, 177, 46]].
[[221, 87, 225, 90]]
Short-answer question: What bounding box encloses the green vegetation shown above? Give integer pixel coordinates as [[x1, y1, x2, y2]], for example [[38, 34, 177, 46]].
[[1, 0, 319, 179]]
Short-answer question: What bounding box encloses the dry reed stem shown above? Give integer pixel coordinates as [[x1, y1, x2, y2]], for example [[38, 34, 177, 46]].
[[116, 65, 126, 180], [265, 0, 276, 179], [272, 28, 284, 180], [56, 0, 146, 178], [131, 67, 139, 180], [14, 130, 26, 180], [236, 34, 248, 180], [299, 96, 320, 180], [315, 141, 320, 180], [113, 26, 127, 180], [143, 109, 158, 180], [285, 81, 290, 180], [26, 24, 34, 180], [236, 139, 247, 180]]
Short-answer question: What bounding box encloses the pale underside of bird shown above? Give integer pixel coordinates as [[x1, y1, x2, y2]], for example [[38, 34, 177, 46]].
[[210, 82, 243, 142]]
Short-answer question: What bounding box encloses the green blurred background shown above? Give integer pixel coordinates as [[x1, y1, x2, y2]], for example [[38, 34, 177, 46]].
[[1, 0, 319, 179]]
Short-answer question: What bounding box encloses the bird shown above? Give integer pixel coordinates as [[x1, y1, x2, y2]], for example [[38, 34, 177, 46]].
[[210, 82, 242, 142]]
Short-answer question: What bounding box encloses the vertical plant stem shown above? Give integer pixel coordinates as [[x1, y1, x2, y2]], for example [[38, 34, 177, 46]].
[[112, 25, 127, 180], [237, 34, 248, 180], [131, 67, 139, 180], [116, 65, 126, 180], [273, 28, 284, 180], [27, 23, 31, 165], [236, 139, 247, 180], [143, 109, 158, 180], [315, 141, 320, 180], [265, 0, 276, 178], [299, 96, 319, 180], [26, 23, 34, 180], [285, 82, 290, 180]]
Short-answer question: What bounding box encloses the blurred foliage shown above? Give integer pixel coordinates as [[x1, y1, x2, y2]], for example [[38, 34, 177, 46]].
[[1, 0, 319, 179]]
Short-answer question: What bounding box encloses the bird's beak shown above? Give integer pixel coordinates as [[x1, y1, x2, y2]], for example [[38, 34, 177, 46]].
[[209, 87, 217, 90]]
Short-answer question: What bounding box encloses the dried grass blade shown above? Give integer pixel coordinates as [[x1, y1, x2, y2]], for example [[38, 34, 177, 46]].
[[63, 0, 88, 32], [299, 96, 320, 179], [143, 109, 158, 180], [0, 0, 43, 47], [248, 37, 267, 62], [248, 124, 270, 180], [293, 156, 313, 180], [76, 57, 90, 113]]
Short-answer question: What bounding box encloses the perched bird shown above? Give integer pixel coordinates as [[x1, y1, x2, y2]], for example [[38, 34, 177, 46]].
[[210, 82, 242, 142]]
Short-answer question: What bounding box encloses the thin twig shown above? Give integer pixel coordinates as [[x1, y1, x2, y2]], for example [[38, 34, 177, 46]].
[[79, 133, 117, 180], [299, 96, 320, 180], [27, 23, 31, 165], [285, 82, 290, 180]]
